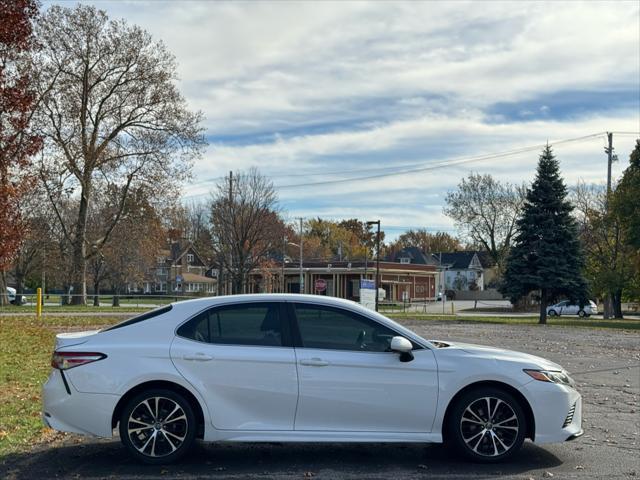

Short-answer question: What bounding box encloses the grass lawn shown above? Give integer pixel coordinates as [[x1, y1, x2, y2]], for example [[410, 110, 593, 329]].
[[0, 315, 122, 457]]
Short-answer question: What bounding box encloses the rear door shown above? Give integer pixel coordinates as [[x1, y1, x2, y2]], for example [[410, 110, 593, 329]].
[[290, 302, 438, 433], [171, 301, 298, 431]]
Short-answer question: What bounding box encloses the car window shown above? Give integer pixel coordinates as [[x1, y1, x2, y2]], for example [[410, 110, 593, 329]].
[[293, 303, 399, 352], [557, 301, 568, 306], [102, 305, 173, 331], [177, 303, 286, 347]]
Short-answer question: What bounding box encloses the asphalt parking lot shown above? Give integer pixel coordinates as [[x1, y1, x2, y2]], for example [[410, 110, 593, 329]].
[[1, 320, 639, 480]]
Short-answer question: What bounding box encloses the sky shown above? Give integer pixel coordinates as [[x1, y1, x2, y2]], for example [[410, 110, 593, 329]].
[[55, 1, 639, 238]]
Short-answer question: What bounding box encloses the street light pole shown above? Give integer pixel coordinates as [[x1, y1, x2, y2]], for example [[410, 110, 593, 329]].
[[298, 217, 304, 294], [367, 220, 381, 312], [282, 236, 287, 293]]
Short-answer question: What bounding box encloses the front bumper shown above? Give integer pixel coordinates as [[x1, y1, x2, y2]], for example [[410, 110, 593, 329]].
[[42, 369, 119, 438], [519, 380, 583, 444]]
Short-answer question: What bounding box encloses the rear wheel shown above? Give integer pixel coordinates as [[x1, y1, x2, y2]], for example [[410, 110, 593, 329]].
[[447, 387, 526, 462], [548, 309, 557, 317], [578, 310, 587, 318], [119, 388, 196, 464]]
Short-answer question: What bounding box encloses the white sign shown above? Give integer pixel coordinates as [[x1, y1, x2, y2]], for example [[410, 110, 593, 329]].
[[360, 279, 376, 311]]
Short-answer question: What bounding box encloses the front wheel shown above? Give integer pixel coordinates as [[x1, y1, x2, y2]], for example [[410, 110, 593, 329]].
[[119, 389, 196, 464], [447, 387, 526, 462], [548, 309, 557, 317], [578, 310, 587, 318]]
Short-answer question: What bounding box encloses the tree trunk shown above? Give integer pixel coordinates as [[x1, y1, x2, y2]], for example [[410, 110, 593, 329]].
[[112, 286, 120, 307], [70, 182, 92, 305], [603, 293, 612, 319], [539, 289, 548, 325], [93, 281, 100, 307], [15, 272, 25, 306], [0, 271, 8, 306], [612, 290, 624, 319]]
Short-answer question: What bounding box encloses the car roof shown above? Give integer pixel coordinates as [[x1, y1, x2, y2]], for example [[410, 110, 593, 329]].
[[171, 293, 361, 309]]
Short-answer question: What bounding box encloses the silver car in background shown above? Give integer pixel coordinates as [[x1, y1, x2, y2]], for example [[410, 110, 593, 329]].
[[547, 300, 598, 317]]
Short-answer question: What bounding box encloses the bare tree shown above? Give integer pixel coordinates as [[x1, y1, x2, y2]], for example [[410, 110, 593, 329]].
[[33, 4, 205, 303], [209, 169, 284, 294], [103, 187, 164, 306], [444, 173, 525, 271]]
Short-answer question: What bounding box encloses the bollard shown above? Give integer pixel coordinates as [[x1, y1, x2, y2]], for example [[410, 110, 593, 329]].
[[451, 301, 454, 315], [36, 288, 42, 319]]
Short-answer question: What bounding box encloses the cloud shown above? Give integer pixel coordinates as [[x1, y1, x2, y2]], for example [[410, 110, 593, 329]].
[[60, 0, 639, 238]]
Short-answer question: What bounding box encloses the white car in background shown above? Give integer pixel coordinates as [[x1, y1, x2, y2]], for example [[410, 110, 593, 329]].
[[547, 300, 598, 317], [6, 287, 27, 305], [43, 294, 583, 464]]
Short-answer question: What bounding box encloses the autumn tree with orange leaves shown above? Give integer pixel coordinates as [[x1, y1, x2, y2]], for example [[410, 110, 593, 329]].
[[0, 0, 42, 305]]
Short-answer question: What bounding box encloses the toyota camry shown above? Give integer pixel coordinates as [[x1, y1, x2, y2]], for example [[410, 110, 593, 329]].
[[42, 294, 583, 464]]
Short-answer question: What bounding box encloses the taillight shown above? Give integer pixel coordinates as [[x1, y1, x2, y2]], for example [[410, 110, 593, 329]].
[[51, 351, 106, 370]]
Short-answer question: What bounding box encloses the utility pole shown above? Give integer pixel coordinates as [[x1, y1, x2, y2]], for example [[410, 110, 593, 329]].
[[606, 132, 614, 200], [603, 133, 615, 318], [299, 217, 304, 294]]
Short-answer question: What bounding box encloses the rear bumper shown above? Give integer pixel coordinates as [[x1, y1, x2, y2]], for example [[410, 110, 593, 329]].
[[42, 369, 119, 438]]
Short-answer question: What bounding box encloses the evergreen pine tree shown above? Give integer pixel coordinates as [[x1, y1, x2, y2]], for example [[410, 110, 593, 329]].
[[502, 145, 588, 324]]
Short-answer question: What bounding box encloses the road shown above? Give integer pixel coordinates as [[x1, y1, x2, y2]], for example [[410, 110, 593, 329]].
[[1, 320, 639, 479]]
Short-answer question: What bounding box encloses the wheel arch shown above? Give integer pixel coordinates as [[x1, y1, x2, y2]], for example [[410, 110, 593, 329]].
[[442, 380, 536, 441], [111, 380, 206, 439]]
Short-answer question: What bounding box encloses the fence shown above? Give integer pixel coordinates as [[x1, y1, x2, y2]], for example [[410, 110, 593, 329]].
[[0, 293, 204, 311]]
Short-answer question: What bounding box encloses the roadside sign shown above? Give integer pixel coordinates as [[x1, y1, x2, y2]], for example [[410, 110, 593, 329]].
[[315, 278, 327, 292], [360, 279, 376, 310]]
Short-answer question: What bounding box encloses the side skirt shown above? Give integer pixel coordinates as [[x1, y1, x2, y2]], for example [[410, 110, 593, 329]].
[[203, 429, 442, 444]]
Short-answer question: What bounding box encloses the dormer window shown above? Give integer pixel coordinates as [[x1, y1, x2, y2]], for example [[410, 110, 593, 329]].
[[400, 257, 410, 264], [187, 253, 194, 264]]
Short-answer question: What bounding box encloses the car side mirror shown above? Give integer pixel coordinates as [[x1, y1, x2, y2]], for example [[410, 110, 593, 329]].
[[390, 336, 414, 362]]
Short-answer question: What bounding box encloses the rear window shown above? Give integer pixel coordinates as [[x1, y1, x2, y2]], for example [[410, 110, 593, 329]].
[[101, 305, 173, 331], [176, 302, 287, 347]]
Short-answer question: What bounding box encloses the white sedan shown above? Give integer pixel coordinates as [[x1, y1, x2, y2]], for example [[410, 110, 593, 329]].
[[43, 294, 582, 464], [547, 300, 598, 317]]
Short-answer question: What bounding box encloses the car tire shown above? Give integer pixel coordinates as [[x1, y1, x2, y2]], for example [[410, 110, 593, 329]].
[[548, 309, 557, 317], [578, 310, 587, 318], [119, 388, 196, 465], [447, 387, 526, 463]]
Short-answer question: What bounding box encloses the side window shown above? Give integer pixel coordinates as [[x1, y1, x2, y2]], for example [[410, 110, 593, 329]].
[[177, 303, 286, 347], [293, 304, 399, 352]]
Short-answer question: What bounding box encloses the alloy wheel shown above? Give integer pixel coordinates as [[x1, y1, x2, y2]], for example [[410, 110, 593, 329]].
[[459, 396, 519, 457], [126, 396, 189, 458]]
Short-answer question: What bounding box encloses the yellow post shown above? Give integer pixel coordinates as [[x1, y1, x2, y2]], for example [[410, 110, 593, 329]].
[[36, 288, 42, 319]]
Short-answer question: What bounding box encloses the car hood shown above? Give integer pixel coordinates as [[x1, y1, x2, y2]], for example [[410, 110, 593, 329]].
[[429, 340, 564, 371]]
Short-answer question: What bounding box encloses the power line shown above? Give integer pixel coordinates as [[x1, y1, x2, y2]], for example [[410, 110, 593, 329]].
[[190, 131, 622, 189], [183, 131, 616, 199], [274, 132, 607, 189]]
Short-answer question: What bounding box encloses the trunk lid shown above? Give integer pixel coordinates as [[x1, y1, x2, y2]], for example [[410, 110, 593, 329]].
[[55, 330, 100, 349]]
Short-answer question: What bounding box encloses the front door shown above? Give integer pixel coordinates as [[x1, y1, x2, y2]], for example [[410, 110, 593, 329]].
[[171, 302, 298, 431], [290, 303, 438, 433]]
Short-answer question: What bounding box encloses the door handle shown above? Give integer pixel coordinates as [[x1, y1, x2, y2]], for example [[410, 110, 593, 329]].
[[183, 353, 214, 361], [300, 358, 329, 367]]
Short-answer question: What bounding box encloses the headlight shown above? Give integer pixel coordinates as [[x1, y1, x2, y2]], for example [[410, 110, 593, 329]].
[[524, 369, 576, 388]]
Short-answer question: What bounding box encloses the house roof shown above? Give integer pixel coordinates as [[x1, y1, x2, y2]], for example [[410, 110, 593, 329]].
[[385, 246, 439, 265], [180, 272, 216, 284], [436, 251, 492, 270]]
